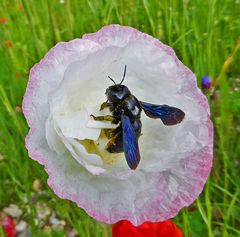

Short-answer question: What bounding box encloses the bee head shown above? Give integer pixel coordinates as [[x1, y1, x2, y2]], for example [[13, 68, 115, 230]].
[[106, 84, 131, 103], [106, 65, 130, 103]]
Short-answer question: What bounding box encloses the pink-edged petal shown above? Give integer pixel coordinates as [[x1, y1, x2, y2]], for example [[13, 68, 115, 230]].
[[83, 24, 143, 47], [23, 39, 101, 163], [22, 39, 100, 128]]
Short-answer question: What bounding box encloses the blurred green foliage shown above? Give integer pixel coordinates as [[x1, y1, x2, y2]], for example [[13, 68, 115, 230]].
[[0, 0, 240, 236]]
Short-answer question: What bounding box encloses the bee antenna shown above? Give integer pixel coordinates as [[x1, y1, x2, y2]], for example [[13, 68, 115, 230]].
[[108, 76, 117, 85], [119, 64, 127, 85]]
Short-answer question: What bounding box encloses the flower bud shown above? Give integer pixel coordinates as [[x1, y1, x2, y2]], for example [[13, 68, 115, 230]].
[[201, 75, 211, 90]]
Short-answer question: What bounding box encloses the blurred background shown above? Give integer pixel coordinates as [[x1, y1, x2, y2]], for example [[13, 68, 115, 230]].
[[0, 0, 240, 236]]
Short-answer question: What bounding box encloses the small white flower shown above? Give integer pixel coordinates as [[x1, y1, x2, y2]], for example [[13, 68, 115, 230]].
[[23, 25, 213, 225]]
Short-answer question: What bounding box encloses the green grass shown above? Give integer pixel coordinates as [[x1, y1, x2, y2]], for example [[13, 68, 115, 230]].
[[0, 0, 240, 236]]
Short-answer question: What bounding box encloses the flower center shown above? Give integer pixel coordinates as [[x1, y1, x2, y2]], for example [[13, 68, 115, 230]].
[[78, 129, 123, 166], [46, 97, 126, 172]]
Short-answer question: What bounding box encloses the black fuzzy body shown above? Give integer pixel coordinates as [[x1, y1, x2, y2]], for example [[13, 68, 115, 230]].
[[105, 85, 142, 153]]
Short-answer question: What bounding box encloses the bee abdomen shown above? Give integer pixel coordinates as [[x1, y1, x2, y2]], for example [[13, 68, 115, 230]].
[[105, 132, 123, 153]]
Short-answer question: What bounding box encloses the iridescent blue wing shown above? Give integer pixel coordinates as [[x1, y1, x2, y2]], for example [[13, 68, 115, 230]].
[[140, 101, 185, 125], [121, 114, 140, 170]]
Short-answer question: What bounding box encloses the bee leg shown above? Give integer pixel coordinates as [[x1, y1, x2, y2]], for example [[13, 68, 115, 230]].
[[105, 131, 123, 153], [104, 129, 115, 139], [104, 125, 122, 139], [100, 102, 111, 111], [90, 114, 114, 122]]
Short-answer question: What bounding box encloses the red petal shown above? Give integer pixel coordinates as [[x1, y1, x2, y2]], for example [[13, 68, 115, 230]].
[[112, 220, 183, 237], [2, 216, 17, 237]]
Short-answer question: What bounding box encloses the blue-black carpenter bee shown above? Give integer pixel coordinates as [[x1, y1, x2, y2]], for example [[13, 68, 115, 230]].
[[91, 65, 185, 170]]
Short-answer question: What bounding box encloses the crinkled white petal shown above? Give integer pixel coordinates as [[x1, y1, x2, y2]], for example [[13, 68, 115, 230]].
[[45, 115, 66, 155], [23, 25, 213, 225]]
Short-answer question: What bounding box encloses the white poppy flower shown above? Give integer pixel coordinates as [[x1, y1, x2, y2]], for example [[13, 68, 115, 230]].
[[23, 25, 213, 225]]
